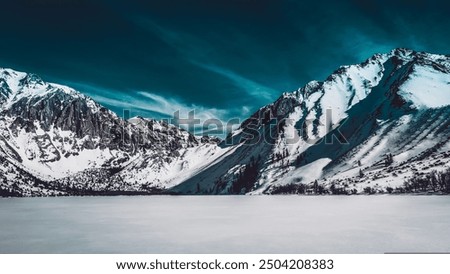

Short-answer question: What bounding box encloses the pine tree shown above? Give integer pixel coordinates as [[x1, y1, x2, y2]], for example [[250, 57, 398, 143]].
[[385, 153, 394, 166], [313, 180, 319, 194]]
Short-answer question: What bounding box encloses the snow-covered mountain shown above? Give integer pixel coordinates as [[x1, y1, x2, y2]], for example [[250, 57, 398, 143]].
[[0, 68, 223, 196], [2, 48, 450, 196], [171, 48, 450, 194]]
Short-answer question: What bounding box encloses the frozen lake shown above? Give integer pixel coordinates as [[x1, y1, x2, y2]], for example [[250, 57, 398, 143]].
[[0, 196, 449, 254]]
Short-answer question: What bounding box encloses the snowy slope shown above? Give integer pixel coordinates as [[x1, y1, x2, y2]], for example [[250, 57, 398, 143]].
[[171, 48, 450, 194]]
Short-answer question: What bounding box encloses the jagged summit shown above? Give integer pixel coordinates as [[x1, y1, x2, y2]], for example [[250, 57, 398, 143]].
[[244, 48, 450, 127], [0, 68, 103, 114]]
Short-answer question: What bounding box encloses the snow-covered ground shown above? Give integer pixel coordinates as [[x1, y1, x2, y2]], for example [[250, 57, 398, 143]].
[[1, 196, 450, 253]]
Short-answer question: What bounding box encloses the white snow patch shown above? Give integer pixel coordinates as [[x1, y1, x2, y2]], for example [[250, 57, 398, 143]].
[[399, 65, 450, 109]]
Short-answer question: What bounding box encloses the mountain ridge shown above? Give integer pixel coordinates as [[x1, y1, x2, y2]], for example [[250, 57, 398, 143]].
[[172, 48, 450, 194], [2, 48, 450, 196]]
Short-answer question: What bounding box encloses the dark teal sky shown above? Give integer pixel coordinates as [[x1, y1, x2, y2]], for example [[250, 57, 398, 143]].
[[1, 0, 449, 131]]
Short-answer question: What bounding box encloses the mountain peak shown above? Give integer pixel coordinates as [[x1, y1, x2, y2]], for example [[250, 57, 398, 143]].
[[390, 47, 416, 57], [19, 73, 44, 88]]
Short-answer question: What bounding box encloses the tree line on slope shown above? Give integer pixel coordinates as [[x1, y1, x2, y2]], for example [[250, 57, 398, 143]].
[[270, 168, 450, 195]]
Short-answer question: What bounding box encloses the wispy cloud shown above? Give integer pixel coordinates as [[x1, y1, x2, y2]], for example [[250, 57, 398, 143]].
[[66, 82, 153, 113], [191, 62, 276, 101], [133, 18, 278, 102], [65, 81, 244, 136], [136, 91, 229, 123]]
